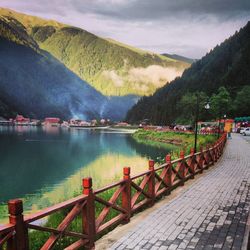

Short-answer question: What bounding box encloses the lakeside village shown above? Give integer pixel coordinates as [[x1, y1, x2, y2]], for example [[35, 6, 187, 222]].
[[0, 114, 249, 133], [0, 114, 125, 128]]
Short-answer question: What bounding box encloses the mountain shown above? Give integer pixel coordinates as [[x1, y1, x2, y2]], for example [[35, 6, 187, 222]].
[[0, 8, 190, 97], [161, 53, 196, 64], [0, 22, 105, 119], [0, 9, 142, 120], [0, 15, 122, 120], [127, 21, 250, 124]]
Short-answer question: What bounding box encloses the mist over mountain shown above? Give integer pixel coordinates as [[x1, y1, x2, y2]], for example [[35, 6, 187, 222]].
[[0, 7, 192, 120], [0, 8, 190, 97], [127, 21, 250, 124], [0, 37, 104, 119], [0, 14, 138, 120], [0, 9, 138, 121]]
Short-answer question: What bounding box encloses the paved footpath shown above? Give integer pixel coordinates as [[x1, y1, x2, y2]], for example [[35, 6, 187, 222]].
[[110, 134, 250, 250]]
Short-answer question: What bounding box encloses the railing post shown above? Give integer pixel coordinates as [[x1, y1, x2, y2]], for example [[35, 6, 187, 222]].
[[190, 148, 195, 178], [212, 143, 217, 162], [8, 199, 29, 250], [199, 146, 204, 172], [122, 167, 131, 223], [190, 148, 195, 155], [215, 143, 219, 161], [180, 151, 185, 185], [82, 178, 95, 249], [165, 154, 173, 190], [148, 160, 155, 206], [205, 145, 210, 167], [212, 145, 215, 164]]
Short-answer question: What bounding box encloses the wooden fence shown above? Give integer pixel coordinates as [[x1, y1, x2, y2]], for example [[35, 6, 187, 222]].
[[0, 133, 227, 250]]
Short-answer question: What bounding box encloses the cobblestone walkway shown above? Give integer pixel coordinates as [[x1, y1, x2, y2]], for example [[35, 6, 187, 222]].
[[110, 135, 250, 250]]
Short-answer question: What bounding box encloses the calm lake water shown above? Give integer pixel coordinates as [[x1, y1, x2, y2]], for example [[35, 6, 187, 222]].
[[0, 126, 176, 223]]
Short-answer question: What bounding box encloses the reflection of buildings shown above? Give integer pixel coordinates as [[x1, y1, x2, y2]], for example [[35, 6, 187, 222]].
[[42, 125, 60, 134]]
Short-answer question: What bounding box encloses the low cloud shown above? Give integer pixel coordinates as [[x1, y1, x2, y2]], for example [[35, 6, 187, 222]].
[[102, 65, 183, 93], [102, 70, 124, 87], [128, 65, 183, 87], [134, 83, 149, 92]]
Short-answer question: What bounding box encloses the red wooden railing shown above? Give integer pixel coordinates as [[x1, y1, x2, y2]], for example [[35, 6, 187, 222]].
[[0, 133, 227, 250]]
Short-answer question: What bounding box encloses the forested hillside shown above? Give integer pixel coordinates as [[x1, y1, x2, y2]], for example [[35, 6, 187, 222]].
[[161, 53, 196, 64], [0, 18, 105, 119], [127, 21, 250, 124], [0, 15, 138, 120], [0, 8, 190, 96]]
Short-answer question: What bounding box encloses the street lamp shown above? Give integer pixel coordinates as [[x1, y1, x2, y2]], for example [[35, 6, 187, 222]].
[[194, 96, 210, 153], [217, 114, 226, 139], [223, 114, 227, 133], [205, 103, 210, 110]]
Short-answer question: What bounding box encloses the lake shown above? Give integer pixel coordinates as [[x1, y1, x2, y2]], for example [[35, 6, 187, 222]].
[[0, 126, 177, 223]]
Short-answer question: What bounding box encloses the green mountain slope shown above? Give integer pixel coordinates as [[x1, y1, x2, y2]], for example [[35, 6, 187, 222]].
[[0, 8, 190, 96], [161, 53, 196, 64], [0, 16, 105, 120], [0, 13, 142, 120], [127, 21, 250, 124]]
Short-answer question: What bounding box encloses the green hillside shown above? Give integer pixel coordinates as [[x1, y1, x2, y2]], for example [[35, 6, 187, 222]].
[[0, 8, 190, 96], [0, 13, 143, 121], [161, 53, 196, 64], [127, 21, 250, 124]]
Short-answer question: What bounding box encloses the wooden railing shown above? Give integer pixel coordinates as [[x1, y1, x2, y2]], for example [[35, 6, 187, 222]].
[[0, 133, 227, 250]]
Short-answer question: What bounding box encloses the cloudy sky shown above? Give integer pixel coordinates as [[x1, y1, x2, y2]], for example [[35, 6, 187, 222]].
[[1, 0, 250, 58]]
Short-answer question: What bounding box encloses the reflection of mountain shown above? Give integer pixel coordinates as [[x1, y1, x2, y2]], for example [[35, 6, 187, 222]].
[[0, 128, 103, 201], [126, 136, 178, 161], [0, 152, 152, 223], [0, 128, 170, 204], [27, 153, 150, 213], [0, 128, 178, 222]]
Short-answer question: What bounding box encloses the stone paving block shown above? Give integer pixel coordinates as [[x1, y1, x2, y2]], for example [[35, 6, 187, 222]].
[[158, 246, 168, 250], [168, 244, 178, 250], [178, 242, 187, 249], [110, 135, 250, 250]]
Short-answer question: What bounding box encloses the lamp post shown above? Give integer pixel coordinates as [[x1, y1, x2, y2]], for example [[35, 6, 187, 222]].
[[217, 115, 220, 139], [223, 114, 227, 123], [217, 113, 227, 138], [223, 114, 227, 134], [194, 94, 199, 153], [194, 95, 210, 153]]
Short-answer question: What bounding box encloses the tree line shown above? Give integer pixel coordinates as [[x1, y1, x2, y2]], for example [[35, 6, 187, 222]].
[[126, 21, 250, 125]]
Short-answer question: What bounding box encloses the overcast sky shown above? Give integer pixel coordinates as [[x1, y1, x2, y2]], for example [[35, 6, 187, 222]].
[[1, 0, 250, 58]]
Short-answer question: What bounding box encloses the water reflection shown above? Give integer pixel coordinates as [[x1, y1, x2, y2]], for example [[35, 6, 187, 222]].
[[0, 126, 175, 222]]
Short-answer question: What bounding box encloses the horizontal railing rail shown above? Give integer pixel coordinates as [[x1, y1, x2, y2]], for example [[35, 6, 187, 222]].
[[0, 133, 227, 250]]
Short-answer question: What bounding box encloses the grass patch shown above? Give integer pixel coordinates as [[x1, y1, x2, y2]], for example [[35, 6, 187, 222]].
[[132, 130, 217, 162]]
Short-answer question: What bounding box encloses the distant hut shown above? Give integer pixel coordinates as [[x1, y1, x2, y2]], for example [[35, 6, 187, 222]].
[[44, 117, 60, 126]]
